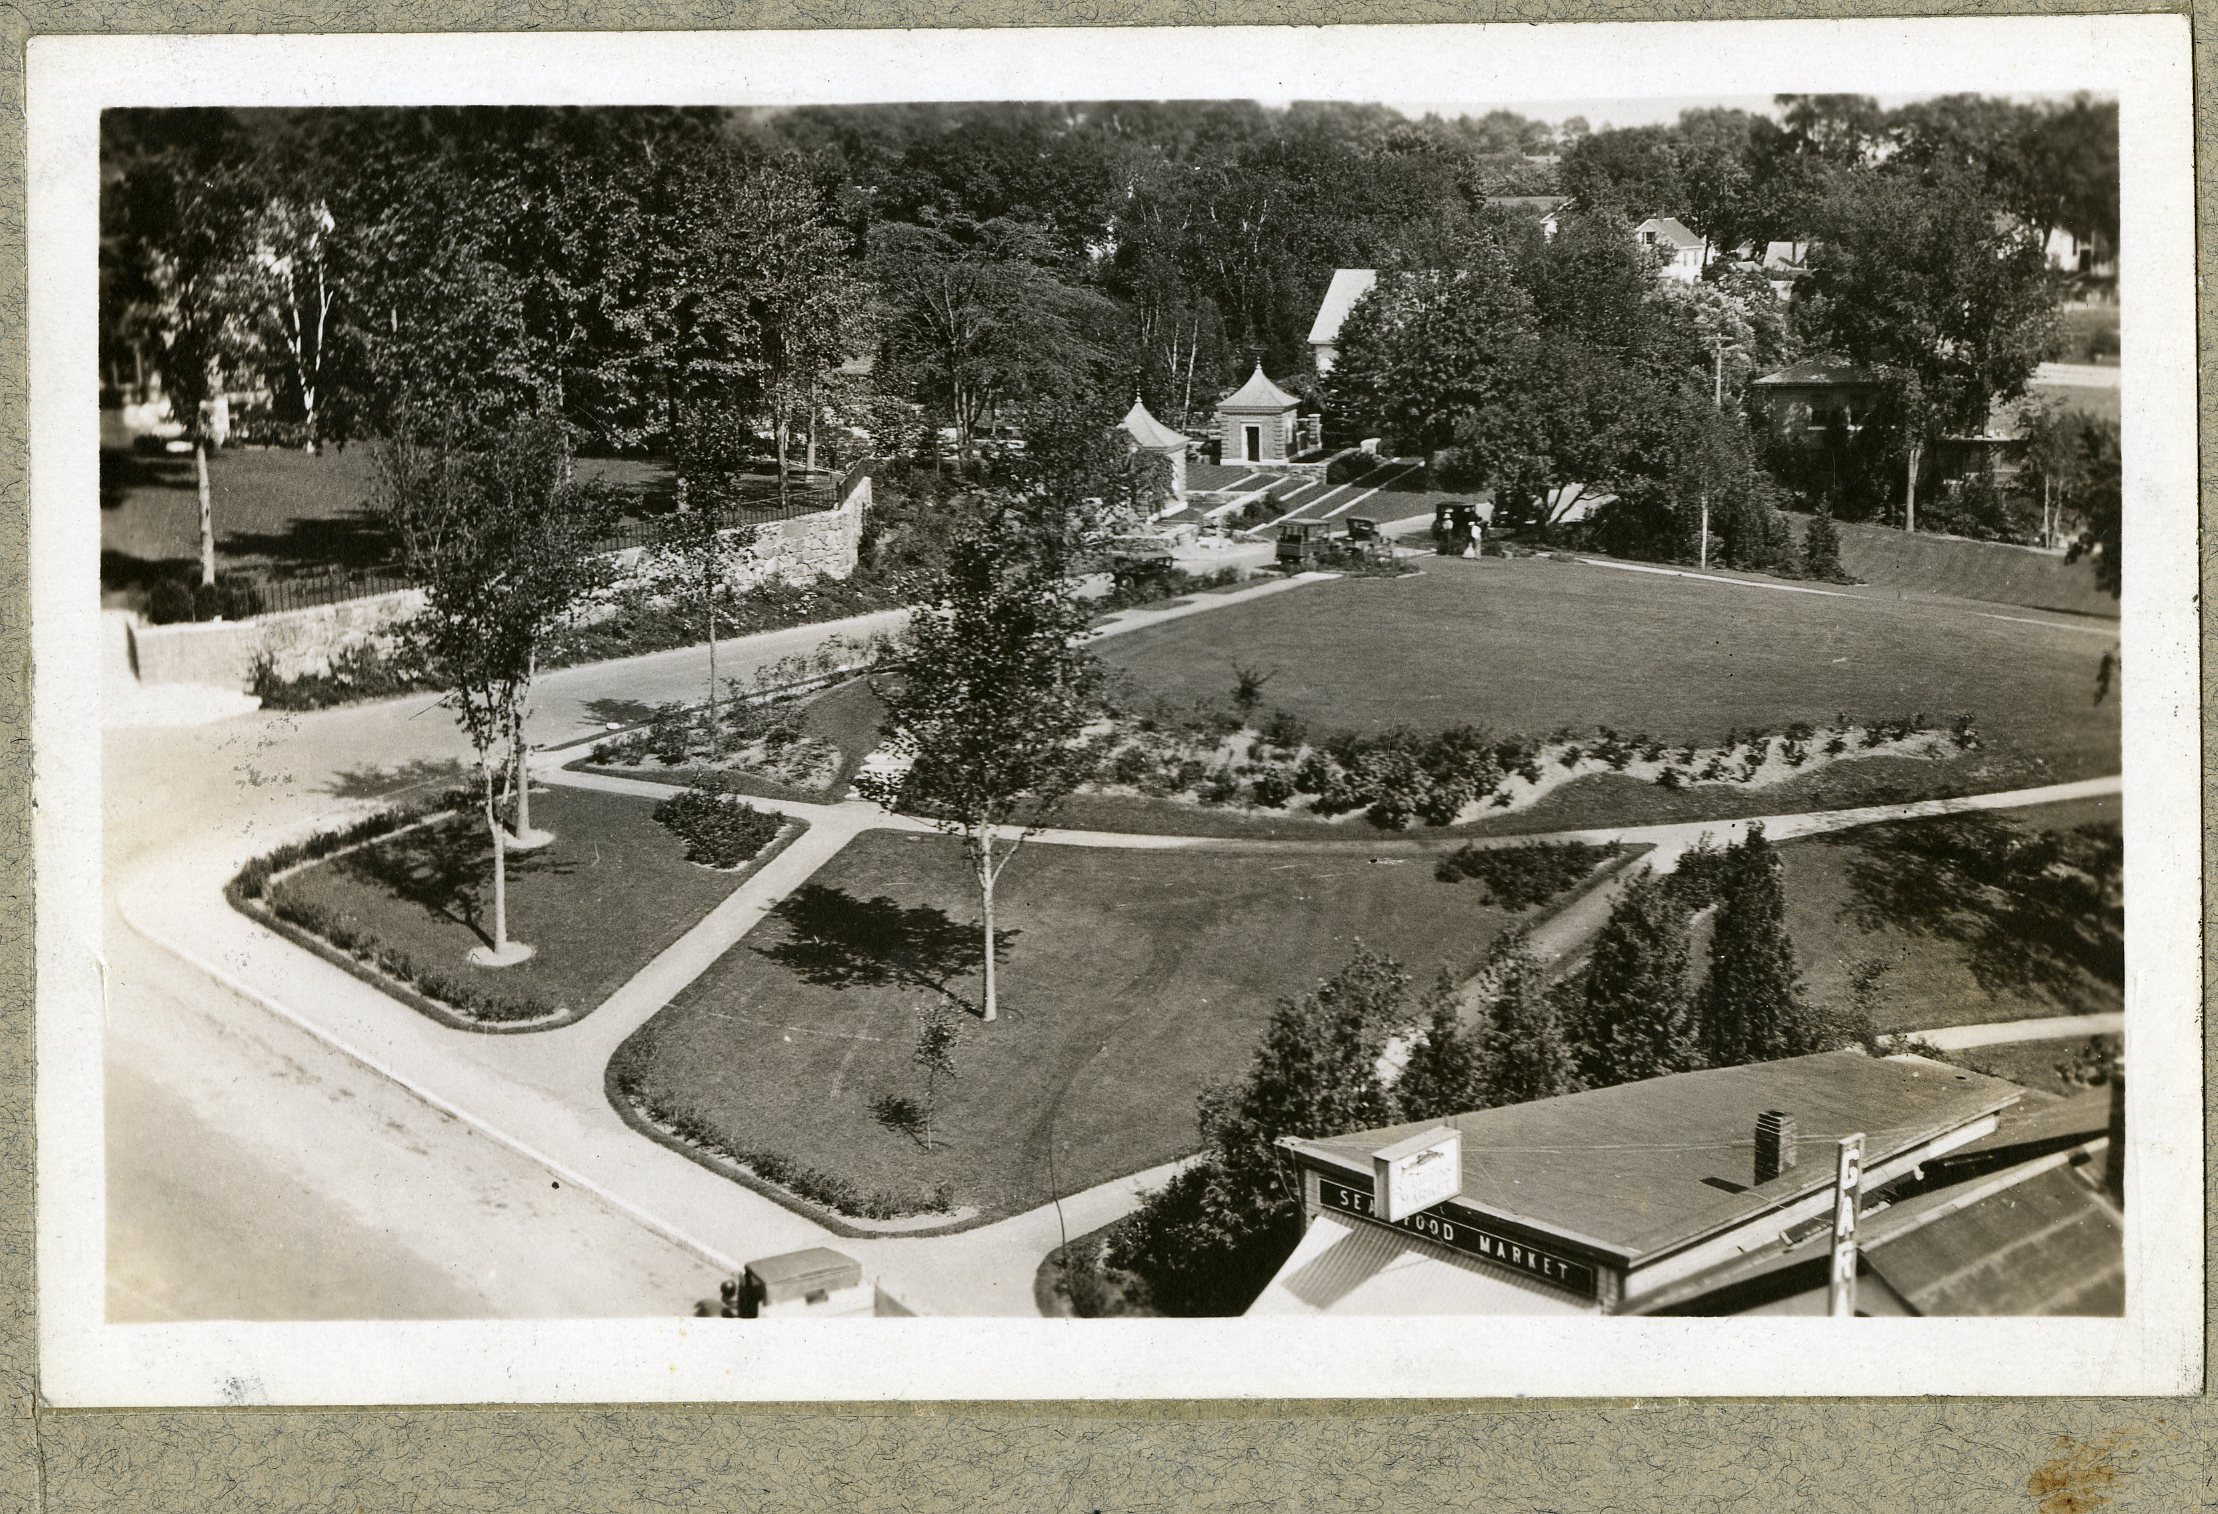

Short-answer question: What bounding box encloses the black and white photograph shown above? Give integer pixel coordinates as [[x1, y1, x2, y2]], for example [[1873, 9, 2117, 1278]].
[[30, 20, 2200, 1403]]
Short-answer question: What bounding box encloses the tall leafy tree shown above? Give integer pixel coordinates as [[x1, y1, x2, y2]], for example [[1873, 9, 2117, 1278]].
[[1471, 928, 1581, 1105], [376, 409, 622, 960], [1698, 825, 1826, 1066], [1116, 948, 1410, 1315], [1394, 971, 1489, 1121], [1574, 871, 1700, 1088], [104, 133, 262, 584], [870, 216, 1116, 466], [857, 496, 1105, 1022], [1799, 168, 2057, 532]]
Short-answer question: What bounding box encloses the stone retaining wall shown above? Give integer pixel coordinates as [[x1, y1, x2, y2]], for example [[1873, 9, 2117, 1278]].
[[127, 475, 872, 691]]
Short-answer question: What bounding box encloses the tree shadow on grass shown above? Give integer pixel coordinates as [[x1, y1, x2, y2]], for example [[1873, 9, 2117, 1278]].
[[322, 757, 470, 803], [332, 816, 577, 949], [758, 882, 1016, 1020], [1832, 814, 2124, 1002]]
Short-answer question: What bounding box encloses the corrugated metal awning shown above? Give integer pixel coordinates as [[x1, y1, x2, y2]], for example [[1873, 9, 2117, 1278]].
[[1247, 1215, 1593, 1317]]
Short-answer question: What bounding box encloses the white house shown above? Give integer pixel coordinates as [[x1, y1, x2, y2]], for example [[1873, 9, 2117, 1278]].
[[1634, 216, 1712, 284], [1307, 268, 1378, 378]]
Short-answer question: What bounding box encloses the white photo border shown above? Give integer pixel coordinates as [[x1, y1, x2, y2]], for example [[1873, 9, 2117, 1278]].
[[32, 17, 2201, 1405]]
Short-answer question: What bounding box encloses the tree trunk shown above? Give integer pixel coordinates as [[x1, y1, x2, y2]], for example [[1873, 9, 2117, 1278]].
[[487, 785, 511, 955], [776, 403, 790, 509], [513, 735, 533, 840], [1903, 444, 1921, 534], [705, 592, 720, 759], [195, 439, 216, 588], [979, 837, 998, 1023]]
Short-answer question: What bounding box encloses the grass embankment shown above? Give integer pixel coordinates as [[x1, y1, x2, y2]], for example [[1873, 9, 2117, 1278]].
[[609, 830, 1598, 1226], [1831, 519, 2119, 620], [1775, 795, 2122, 1035], [262, 786, 787, 1028]]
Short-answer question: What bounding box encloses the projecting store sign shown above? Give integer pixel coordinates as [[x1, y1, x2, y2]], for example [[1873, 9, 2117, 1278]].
[[1373, 1127, 1463, 1222], [1318, 1175, 1598, 1299]]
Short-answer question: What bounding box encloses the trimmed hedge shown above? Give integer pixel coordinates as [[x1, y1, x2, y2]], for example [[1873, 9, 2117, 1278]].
[[1434, 839, 1624, 909], [653, 779, 784, 868]]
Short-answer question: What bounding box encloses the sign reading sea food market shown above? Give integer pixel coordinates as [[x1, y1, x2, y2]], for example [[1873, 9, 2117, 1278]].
[[1318, 1176, 1598, 1299]]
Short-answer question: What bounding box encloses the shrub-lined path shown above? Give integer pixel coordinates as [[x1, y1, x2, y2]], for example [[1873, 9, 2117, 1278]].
[[108, 554, 2122, 1318]]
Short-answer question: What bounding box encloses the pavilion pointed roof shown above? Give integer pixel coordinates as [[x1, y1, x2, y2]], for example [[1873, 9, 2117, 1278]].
[[1218, 364, 1300, 413], [1121, 397, 1188, 452]]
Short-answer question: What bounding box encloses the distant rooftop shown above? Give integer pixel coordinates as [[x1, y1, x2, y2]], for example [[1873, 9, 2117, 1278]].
[[1291, 1051, 2022, 1262], [1635, 215, 1705, 250], [1486, 195, 1572, 215], [1753, 356, 1879, 388], [1218, 363, 1302, 413], [1120, 397, 1188, 452], [1306, 268, 1379, 346]]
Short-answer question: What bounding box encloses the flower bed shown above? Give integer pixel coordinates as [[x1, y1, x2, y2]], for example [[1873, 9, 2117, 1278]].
[[1078, 707, 1979, 833]]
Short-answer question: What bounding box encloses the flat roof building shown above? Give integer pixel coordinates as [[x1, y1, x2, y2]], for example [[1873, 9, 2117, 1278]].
[[1260, 1051, 2030, 1317]]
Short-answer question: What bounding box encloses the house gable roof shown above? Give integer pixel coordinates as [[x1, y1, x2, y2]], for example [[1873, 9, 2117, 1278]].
[[1306, 268, 1379, 346], [1635, 216, 1705, 251], [1753, 356, 1879, 389]]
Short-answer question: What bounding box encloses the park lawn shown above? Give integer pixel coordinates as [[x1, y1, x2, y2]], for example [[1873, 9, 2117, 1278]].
[[1775, 795, 2122, 1035], [613, 829, 1558, 1224], [100, 441, 687, 592], [1097, 553, 2116, 819], [1939, 1036, 2119, 1101], [269, 785, 775, 1022], [1831, 519, 2119, 620]]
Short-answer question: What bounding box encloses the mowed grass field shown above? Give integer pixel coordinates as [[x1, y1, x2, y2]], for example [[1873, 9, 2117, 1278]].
[[1098, 554, 2118, 804], [612, 829, 1543, 1223], [1776, 794, 2122, 1034], [270, 786, 769, 1021], [102, 439, 685, 588], [1831, 519, 2119, 620]]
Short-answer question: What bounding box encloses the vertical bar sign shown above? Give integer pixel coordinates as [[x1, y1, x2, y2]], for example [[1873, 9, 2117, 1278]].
[[1829, 1133, 1865, 1318]]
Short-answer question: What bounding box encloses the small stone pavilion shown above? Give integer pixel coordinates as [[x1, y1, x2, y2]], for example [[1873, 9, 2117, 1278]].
[[1119, 396, 1189, 503], [1215, 364, 1301, 466]]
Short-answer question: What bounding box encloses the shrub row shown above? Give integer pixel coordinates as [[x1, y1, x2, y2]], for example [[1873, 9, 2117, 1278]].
[[1435, 839, 1625, 909], [146, 572, 265, 626], [1099, 560, 1245, 613], [251, 642, 434, 710], [230, 787, 477, 901], [652, 779, 784, 868], [261, 889, 559, 1026], [1089, 706, 1973, 831], [611, 1050, 954, 1220]]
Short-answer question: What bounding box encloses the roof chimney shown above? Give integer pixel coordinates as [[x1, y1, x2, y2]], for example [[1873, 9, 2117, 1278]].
[[2103, 1061, 2125, 1204], [1754, 1110, 1798, 1185]]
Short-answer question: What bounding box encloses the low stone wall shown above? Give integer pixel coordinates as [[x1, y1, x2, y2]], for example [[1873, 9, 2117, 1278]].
[[128, 587, 427, 690], [128, 474, 873, 691]]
